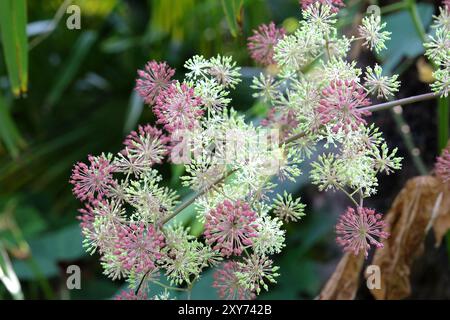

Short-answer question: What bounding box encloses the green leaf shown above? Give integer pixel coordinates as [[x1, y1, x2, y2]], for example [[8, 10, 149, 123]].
[[221, 0, 243, 37], [123, 90, 144, 134], [12, 224, 85, 281], [27, 224, 85, 262], [0, 0, 28, 96], [0, 93, 25, 158], [12, 256, 59, 280], [45, 31, 98, 109], [379, 3, 433, 73]]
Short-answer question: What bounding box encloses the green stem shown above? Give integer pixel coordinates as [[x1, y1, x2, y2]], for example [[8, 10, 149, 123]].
[[152, 280, 189, 292], [406, 0, 427, 42], [338, 187, 359, 207], [389, 108, 428, 175], [380, 1, 408, 15], [360, 92, 437, 113], [405, 0, 449, 152], [438, 97, 449, 151]]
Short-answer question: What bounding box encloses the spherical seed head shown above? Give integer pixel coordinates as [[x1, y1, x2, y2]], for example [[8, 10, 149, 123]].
[[435, 147, 450, 184], [70, 154, 116, 202], [135, 60, 175, 105], [114, 222, 165, 274], [300, 0, 345, 13], [336, 206, 390, 258], [204, 200, 259, 257], [316, 80, 372, 133], [247, 22, 286, 66], [213, 261, 256, 300], [122, 124, 170, 165], [154, 82, 204, 133]]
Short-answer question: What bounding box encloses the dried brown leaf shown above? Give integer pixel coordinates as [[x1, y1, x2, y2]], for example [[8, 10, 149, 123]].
[[369, 176, 447, 300], [318, 252, 364, 300], [432, 188, 450, 247]]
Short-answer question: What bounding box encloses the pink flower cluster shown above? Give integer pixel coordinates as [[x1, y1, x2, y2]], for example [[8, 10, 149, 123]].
[[135, 60, 205, 138], [316, 80, 371, 132], [213, 261, 256, 300], [135, 61, 175, 105], [114, 222, 165, 274], [247, 22, 286, 66], [70, 155, 116, 201], [336, 206, 389, 258], [122, 124, 170, 165], [154, 82, 204, 133], [301, 0, 345, 13], [435, 146, 450, 183], [204, 200, 259, 257]]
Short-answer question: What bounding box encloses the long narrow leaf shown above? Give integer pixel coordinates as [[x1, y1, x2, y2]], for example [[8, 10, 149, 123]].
[[0, 0, 28, 96], [221, 0, 243, 37], [0, 93, 25, 158], [45, 31, 98, 109], [123, 90, 144, 134]]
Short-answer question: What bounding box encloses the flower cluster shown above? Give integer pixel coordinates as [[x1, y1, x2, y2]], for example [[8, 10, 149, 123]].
[[70, 2, 411, 300], [204, 200, 259, 257], [247, 22, 286, 66], [364, 64, 400, 99], [336, 207, 390, 257], [358, 14, 391, 54], [425, 4, 450, 97], [316, 79, 372, 133], [135, 61, 175, 104]]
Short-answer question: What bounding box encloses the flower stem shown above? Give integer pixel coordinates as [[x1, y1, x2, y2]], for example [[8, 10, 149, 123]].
[[152, 280, 189, 292], [438, 97, 449, 152], [380, 1, 408, 15], [406, 0, 427, 42], [360, 92, 437, 113], [338, 187, 359, 207]]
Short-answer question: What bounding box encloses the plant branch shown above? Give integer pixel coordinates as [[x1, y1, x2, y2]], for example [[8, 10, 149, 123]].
[[361, 92, 437, 113]]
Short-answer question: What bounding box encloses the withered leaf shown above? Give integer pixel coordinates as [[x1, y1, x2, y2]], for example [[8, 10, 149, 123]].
[[432, 188, 450, 247], [369, 176, 447, 300], [318, 252, 364, 300]]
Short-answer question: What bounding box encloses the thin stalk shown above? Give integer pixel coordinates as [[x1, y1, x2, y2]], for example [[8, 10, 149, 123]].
[[438, 97, 449, 152], [406, 0, 427, 42], [152, 280, 189, 292], [406, 0, 448, 153], [339, 187, 359, 207], [380, 1, 408, 15], [389, 108, 428, 175], [360, 92, 437, 113]]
